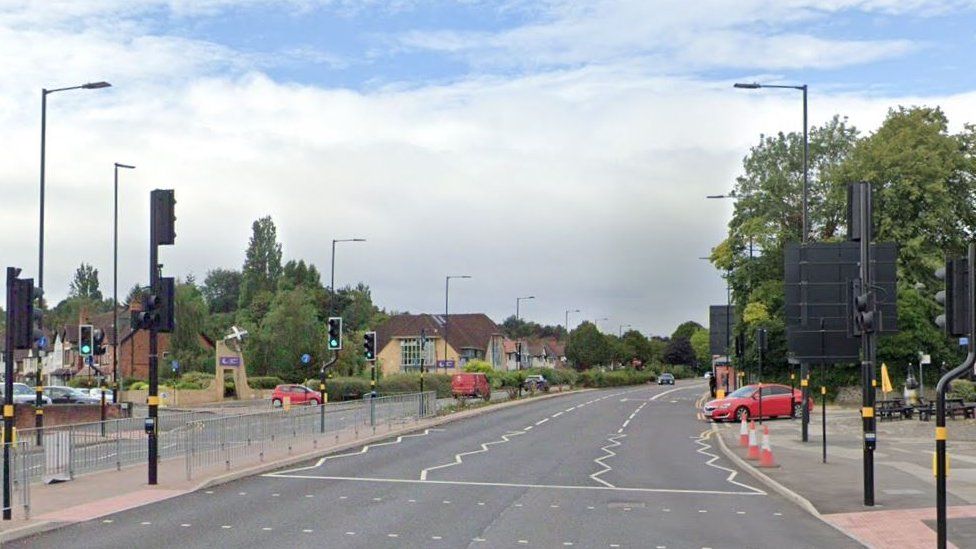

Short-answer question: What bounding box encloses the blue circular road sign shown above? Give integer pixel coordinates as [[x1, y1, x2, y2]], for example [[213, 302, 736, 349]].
[[301, 353, 311, 364]]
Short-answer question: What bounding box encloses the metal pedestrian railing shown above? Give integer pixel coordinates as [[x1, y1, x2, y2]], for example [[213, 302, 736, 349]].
[[3, 392, 436, 486], [1, 441, 32, 519]]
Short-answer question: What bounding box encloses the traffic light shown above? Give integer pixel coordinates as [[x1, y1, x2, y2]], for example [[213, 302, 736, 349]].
[[151, 189, 176, 246], [9, 274, 43, 350], [154, 277, 175, 332], [935, 258, 969, 337], [363, 331, 377, 361], [79, 324, 94, 357], [327, 317, 343, 350], [93, 329, 107, 356], [849, 278, 877, 336]]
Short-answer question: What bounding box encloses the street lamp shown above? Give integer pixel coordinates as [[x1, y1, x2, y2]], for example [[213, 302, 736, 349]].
[[619, 324, 631, 337], [733, 81, 809, 243], [112, 163, 135, 404], [564, 309, 580, 339], [38, 81, 112, 296], [444, 275, 472, 372], [593, 317, 609, 331], [515, 296, 535, 369], [329, 238, 366, 316]]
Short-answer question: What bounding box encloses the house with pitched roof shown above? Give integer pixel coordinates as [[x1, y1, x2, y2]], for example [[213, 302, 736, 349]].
[[375, 313, 506, 375]]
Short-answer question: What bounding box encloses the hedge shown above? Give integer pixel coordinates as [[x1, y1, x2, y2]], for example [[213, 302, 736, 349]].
[[578, 369, 656, 388], [248, 376, 284, 390]]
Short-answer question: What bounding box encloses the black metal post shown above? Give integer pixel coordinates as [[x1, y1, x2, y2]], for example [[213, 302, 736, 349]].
[[112, 163, 134, 404], [757, 328, 764, 424], [38, 91, 47, 294], [3, 268, 16, 520], [858, 182, 876, 507], [821, 362, 827, 464], [935, 243, 976, 549], [148, 214, 159, 486]]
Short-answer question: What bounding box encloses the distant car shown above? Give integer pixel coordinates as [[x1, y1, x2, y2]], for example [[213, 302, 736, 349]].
[[451, 373, 491, 401], [1, 383, 53, 405], [702, 383, 813, 422], [521, 374, 550, 393], [87, 388, 115, 401], [44, 386, 100, 404], [271, 384, 321, 407], [658, 373, 675, 385], [703, 371, 713, 379]]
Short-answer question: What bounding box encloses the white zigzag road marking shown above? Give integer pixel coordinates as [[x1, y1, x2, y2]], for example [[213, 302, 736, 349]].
[[590, 433, 627, 488], [270, 429, 444, 476], [694, 429, 766, 495], [419, 431, 526, 480]]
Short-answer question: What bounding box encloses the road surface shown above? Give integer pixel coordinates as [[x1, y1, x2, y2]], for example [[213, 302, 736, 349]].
[[11, 383, 860, 548]]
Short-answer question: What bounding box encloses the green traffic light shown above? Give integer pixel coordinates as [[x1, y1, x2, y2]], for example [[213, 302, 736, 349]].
[[81, 345, 91, 354]]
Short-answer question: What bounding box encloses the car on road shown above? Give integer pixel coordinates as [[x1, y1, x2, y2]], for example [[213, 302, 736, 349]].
[[702, 383, 812, 422], [451, 372, 491, 401], [87, 387, 115, 401], [44, 386, 101, 404], [0, 383, 53, 405], [271, 384, 321, 407], [521, 374, 550, 393], [658, 373, 675, 385]]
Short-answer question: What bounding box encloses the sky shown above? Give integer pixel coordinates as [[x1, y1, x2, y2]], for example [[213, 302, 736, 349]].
[[1, 0, 976, 336]]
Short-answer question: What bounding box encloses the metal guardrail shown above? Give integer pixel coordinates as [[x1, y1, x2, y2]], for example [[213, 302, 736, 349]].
[[1, 441, 31, 519], [4, 392, 436, 486]]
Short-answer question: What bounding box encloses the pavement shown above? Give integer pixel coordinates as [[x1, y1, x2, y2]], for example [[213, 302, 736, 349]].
[[712, 402, 976, 548], [7, 382, 857, 548]]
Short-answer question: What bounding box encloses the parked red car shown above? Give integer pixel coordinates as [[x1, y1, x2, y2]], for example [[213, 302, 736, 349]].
[[703, 383, 812, 422], [451, 373, 491, 401], [271, 384, 321, 407]]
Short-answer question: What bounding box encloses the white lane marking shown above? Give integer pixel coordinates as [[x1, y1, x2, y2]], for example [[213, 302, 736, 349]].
[[305, 494, 314, 498], [262, 527, 272, 531], [345, 531, 355, 535], [141, 521, 151, 526], [518, 540, 529, 544], [181, 524, 191, 527], [737, 511, 746, 515], [238, 492, 247, 495], [694, 429, 766, 495], [432, 535, 443, 540], [551, 504, 560, 508], [524, 426, 534, 430], [565, 407, 576, 412], [617, 428, 623, 434], [515, 503, 523, 507], [372, 497, 382, 501], [205, 491, 214, 494], [535, 418, 549, 426], [408, 499, 416, 503], [591, 433, 626, 488], [275, 428, 445, 475], [622, 420, 630, 428], [264, 473, 762, 495], [420, 431, 526, 480], [388, 534, 399, 538], [221, 525, 232, 529], [473, 537, 487, 542], [272, 493, 280, 497], [102, 519, 113, 524], [339, 496, 348, 500], [302, 529, 313, 533], [552, 412, 564, 418], [443, 500, 452, 504]]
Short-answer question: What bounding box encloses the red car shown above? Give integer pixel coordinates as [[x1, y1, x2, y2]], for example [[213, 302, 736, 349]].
[[451, 373, 491, 401], [271, 384, 322, 407], [703, 383, 812, 422]]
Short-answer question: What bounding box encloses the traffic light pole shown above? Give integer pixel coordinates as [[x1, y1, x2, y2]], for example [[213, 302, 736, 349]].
[[857, 182, 877, 507], [3, 268, 16, 520], [319, 353, 338, 433], [148, 228, 159, 486], [935, 243, 976, 549]]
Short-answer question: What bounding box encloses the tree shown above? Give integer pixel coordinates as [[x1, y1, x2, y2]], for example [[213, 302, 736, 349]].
[[69, 263, 102, 301], [202, 268, 242, 314], [689, 328, 711, 371], [245, 287, 325, 381], [663, 337, 696, 366], [125, 283, 146, 306], [170, 281, 210, 373], [671, 321, 704, 341], [565, 322, 611, 370], [279, 260, 322, 292], [239, 216, 283, 309]]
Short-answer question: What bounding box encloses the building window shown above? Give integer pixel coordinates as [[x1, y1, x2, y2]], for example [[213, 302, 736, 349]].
[[400, 338, 436, 371], [459, 348, 483, 360]]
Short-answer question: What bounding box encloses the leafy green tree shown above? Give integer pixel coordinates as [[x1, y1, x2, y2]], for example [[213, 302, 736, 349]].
[[170, 281, 210, 373], [663, 337, 696, 366], [671, 321, 704, 341], [69, 263, 103, 301], [202, 268, 242, 314], [245, 287, 325, 381], [239, 216, 283, 310], [689, 328, 710, 370], [279, 260, 322, 291], [566, 322, 611, 370]]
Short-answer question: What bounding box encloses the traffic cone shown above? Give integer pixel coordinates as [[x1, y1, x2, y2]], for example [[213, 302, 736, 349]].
[[759, 425, 778, 468], [746, 420, 760, 460], [739, 416, 749, 447]]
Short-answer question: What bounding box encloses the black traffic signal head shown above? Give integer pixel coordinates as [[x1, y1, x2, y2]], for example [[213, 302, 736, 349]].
[[363, 331, 377, 361], [10, 275, 37, 350], [154, 277, 175, 332], [93, 329, 107, 356], [79, 324, 94, 356], [327, 317, 343, 350], [151, 189, 176, 246], [935, 258, 969, 337], [848, 278, 877, 335]]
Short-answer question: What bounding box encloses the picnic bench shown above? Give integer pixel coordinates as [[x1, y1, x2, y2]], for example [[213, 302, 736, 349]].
[[915, 397, 976, 421], [877, 399, 914, 421]]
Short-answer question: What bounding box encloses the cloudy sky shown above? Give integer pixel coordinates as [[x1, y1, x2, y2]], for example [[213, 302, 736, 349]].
[[1, 0, 975, 336]]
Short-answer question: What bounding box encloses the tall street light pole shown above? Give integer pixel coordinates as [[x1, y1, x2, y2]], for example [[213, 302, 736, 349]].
[[324, 238, 365, 397], [444, 275, 472, 372], [564, 309, 580, 339], [735, 80, 811, 442], [113, 163, 135, 404], [515, 296, 535, 370], [39, 81, 112, 296]]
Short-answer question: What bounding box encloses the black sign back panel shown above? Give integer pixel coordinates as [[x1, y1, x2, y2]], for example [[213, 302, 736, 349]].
[[709, 305, 734, 356], [784, 242, 898, 362]]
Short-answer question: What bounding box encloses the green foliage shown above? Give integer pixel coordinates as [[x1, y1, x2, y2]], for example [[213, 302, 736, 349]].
[[463, 360, 494, 374], [69, 263, 103, 301], [67, 377, 98, 388], [245, 287, 326, 382], [202, 268, 242, 314], [578, 369, 656, 387], [671, 321, 704, 341], [377, 373, 453, 398], [566, 322, 611, 370], [170, 281, 210, 373], [129, 381, 149, 390], [663, 337, 696, 366], [248, 376, 284, 389], [949, 379, 976, 402], [501, 316, 568, 341], [689, 328, 710, 370], [239, 216, 283, 310]]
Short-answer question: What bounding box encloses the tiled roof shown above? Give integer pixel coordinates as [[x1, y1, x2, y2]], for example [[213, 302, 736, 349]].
[[377, 313, 502, 353]]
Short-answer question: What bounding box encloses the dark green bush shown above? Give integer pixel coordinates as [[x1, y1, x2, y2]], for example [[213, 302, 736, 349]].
[[248, 376, 284, 389], [579, 369, 655, 388], [377, 373, 453, 398]]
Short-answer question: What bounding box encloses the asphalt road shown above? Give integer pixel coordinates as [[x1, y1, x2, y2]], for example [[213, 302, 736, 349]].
[[12, 383, 861, 548]]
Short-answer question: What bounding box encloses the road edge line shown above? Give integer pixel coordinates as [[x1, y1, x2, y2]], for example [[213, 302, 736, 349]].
[[709, 421, 871, 548]]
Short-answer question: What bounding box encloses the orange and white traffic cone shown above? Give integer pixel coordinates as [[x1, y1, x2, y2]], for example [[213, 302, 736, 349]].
[[746, 420, 760, 460], [759, 425, 778, 468], [739, 415, 749, 447]]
